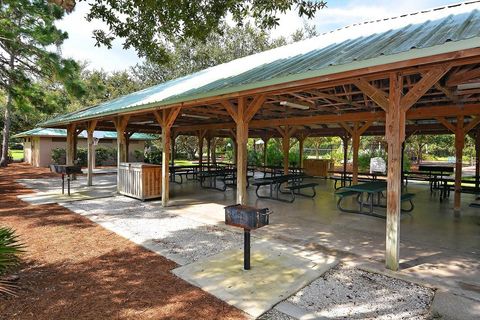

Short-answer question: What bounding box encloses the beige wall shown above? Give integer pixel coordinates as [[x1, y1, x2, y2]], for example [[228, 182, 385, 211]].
[[24, 136, 146, 167]]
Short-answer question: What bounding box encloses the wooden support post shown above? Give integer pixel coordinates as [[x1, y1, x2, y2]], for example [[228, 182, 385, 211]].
[[341, 135, 349, 188], [171, 135, 175, 165], [113, 115, 130, 192], [340, 121, 371, 185], [113, 116, 130, 165], [401, 142, 406, 187], [436, 116, 479, 213], [385, 73, 405, 271], [282, 135, 290, 174], [263, 137, 270, 166], [277, 126, 296, 174], [454, 115, 465, 213], [124, 131, 134, 162], [352, 123, 360, 185], [297, 133, 308, 169], [87, 120, 97, 186], [475, 129, 480, 192], [154, 107, 181, 207], [66, 123, 76, 167], [197, 129, 207, 170], [207, 136, 211, 168], [237, 117, 248, 204], [221, 95, 266, 204]]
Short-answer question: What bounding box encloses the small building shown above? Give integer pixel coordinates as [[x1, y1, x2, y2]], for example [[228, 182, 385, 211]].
[[13, 128, 157, 167]]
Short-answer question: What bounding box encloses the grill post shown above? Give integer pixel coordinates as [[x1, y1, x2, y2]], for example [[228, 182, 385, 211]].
[[244, 229, 250, 270]]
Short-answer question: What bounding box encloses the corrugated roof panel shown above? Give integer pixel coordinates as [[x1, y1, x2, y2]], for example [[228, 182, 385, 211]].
[[42, 2, 480, 126], [13, 128, 158, 140]]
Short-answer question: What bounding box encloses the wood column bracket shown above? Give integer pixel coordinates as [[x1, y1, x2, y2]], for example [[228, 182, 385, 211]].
[[352, 79, 389, 111], [354, 64, 452, 112], [221, 94, 266, 124], [153, 107, 181, 130], [113, 115, 130, 133]]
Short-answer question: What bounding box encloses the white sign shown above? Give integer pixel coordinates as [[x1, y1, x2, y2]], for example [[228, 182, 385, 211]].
[[370, 157, 386, 174]]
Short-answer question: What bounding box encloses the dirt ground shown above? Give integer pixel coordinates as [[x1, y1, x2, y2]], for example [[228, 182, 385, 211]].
[[0, 163, 247, 320]]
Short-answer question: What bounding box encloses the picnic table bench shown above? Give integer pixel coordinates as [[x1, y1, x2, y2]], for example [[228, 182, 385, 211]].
[[335, 181, 415, 218], [252, 174, 318, 203]]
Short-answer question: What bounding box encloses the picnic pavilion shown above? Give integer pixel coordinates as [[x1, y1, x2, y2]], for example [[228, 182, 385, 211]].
[[41, 2, 480, 271]]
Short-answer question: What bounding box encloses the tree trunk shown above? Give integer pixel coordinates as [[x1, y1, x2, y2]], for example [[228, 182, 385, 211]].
[[0, 54, 14, 167]]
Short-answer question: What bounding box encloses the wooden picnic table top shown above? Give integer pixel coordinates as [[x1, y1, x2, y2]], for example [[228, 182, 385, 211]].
[[342, 181, 387, 193]]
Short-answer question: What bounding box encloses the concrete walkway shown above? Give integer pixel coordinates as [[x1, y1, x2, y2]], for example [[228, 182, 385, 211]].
[[17, 173, 480, 319]]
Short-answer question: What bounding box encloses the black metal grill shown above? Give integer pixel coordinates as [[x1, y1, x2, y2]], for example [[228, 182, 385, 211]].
[[225, 204, 271, 270], [50, 164, 83, 196]]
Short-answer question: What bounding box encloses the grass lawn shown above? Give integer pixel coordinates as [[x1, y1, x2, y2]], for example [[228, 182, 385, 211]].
[[10, 149, 24, 161], [172, 159, 194, 166]]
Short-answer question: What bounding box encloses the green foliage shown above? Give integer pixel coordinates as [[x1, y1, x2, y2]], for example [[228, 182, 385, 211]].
[[0, 227, 24, 295], [83, 0, 326, 64], [132, 23, 288, 87], [0, 0, 85, 166], [248, 150, 262, 166], [51, 147, 66, 164], [51, 147, 116, 166], [144, 146, 162, 164]]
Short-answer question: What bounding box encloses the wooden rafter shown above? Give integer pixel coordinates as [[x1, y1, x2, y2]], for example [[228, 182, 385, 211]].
[[401, 65, 452, 111], [352, 78, 389, 111]]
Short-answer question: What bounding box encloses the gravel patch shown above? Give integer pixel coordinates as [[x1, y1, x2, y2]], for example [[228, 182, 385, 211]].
[[284, 264, 434, 320], [258, 309, 296, 320], [63, 195, 242, 265]]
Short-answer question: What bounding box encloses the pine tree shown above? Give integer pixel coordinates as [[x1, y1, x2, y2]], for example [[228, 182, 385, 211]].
[[0, 0, 84, 166]]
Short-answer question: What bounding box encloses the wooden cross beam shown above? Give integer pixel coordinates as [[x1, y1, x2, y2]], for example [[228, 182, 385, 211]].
[[221, 95, 266, 124], [446, 68, 480, 87], [153, 107, 181, 130], [354, 64, 453, 112]]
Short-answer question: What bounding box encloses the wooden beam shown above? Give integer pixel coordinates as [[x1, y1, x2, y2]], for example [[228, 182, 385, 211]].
[[446, 68, 480, 86], [236, 97, 248, 204], [352, 78, 389, 111], [87, 120, 97, 186], [435, 117, 457, 133], [220, 100, 238, 122], [385, 72, 405, 271], [244, 94, 266, 122], [454, 115, 465, 213], [401, 65, 452, 111], [464, 116, 480, 134], [66, 123, 76, 167]]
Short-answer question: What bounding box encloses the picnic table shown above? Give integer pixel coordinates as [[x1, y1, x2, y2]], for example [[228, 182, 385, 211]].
[[169, 165, 199, 184], [257, 165, 304, 178], [252, 173, 317, 203], [328, 170, 385, 189], [335, 181, 414, 218]]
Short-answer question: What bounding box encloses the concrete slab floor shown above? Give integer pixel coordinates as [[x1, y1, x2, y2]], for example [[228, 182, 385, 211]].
[[173, 240, 338, 318], [19, 173, 480, 318]]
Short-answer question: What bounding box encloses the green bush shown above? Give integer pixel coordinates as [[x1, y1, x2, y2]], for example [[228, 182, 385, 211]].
[[0, 227, 24, 295], [145, 146, 162, 164], [51, 148, 66, 164]]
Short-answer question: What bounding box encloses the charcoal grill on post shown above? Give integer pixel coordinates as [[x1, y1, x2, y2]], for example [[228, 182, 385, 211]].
[[50, 164, 83, 196], [224, 204, 271, 270]]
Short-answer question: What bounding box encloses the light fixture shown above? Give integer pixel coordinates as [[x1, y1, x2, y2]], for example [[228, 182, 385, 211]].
[[279, 101, 310, 110], [181, 113, 210, 120], [457, 82, 480, 90], [131, 120, 154, 125]]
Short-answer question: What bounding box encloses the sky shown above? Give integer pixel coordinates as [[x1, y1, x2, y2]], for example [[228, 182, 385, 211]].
[[56, 0, 462, 72]]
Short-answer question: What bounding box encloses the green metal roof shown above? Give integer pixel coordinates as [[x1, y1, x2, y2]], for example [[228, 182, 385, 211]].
[[42, 2, 480, 127], [12, 128, 158, 140]]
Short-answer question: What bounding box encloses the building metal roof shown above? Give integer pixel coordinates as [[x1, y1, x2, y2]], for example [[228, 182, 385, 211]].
[[12, 128, 158, 140], [42, 1, 480, 127]]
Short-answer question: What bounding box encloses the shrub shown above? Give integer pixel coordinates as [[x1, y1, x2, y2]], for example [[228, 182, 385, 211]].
[[0, 227, 24, 295], [51, 148, 66, 164], [145, 146, 162, 164]]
